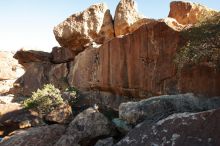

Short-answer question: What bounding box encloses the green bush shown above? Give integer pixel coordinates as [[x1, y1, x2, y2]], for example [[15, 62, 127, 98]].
[[23, 84, 64, 114], [174, 12, 220, 70], [64, 86, 79, 105]]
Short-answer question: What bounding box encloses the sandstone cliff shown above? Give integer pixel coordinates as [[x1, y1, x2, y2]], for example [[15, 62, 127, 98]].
[[1, 1, 220, 146]]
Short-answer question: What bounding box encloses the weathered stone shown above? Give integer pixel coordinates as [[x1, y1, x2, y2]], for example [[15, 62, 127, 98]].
[[68, 21, 220, 98], [128, 18, 156, 33], [95, 137, 114, 146], [0, 103, 21, 115], [13, 50, 51, 67], [0, 95, 14, 104], [45, 103, 73, 124], [54, 3, 114, 52], [0, 124, 65, 146], [0, 52, 24, 95], [0, 52, 24, 80], [115, 108, 220, 146], [119, 93, 220, 124], [51, 47, 76, 63], [67, 47, 100, 91], [168, 1, 217, 25], [16, 62, 68, 96], [160, 17, 184, 31], [0, 106, 44, 137], [55, 108, 114, 146], [114, 0, 144, 36], [112, 118, 132, 134], [68, 21, 179, 97], [72, 90, 132, 112], [0, 80, 14, 95]]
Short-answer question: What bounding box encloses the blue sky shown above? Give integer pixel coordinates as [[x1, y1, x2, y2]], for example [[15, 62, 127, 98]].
[[0, 0, 219, 52]]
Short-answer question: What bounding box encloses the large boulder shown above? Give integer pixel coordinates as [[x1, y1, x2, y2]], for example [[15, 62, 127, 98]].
[[0, 105, 44, 137], [115, 108, 220, 146], [16, 62, 69, 96], [168, 1, 217, 25], [114, 0, 145, 36], [68, 20, 220, 98], [13, 50, 51, 67], [0, 124, 65, 146], [54, 3, 114, 52], [45, 103, 73, 124], [119, 93, 220, 124], [55, 108, 114, 146]]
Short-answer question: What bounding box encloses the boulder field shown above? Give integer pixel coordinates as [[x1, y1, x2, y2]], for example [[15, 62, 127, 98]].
[[0, 0, 220, 146]]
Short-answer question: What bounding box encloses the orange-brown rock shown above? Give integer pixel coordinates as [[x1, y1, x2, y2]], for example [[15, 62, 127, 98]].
[[54, 3, 114, 52], [168, 1, 217, 25], [160, 17, 184, 31], [51, 47, 76, 63], [13, 50, 51, 67], [68, 21, 220, 98], [114, 0, 145, 36], [45, 103, 73, 124], [0, 107, 44, 137], [16, 62, 69, 96]]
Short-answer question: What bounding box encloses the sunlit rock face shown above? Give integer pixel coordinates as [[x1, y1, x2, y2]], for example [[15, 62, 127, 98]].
[[68, 21, 178, 98], [53, 3, 114, 53], [168, 1, 217, 25], [114, 0, 146, 36], [0, 52, 24, 81], [0, 52, 25, 95], [13, 50, 51, 67]]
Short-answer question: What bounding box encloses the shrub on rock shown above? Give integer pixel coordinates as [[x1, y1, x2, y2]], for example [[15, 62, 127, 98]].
[[23, 84, 64, 115]]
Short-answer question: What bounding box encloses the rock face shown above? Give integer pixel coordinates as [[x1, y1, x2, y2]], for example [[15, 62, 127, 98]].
[[13, 50, 51, 67], [0, 124, 65, 146], [68, 20, 220, 98], [168, 1, 217, 25], [54, 3, 114, 52], [51, 47, 76, 63], [55, 108, 114, 146], [119, 93, 220, 124], [16, 62, 69, 96], [114, 0, 144, 36], [68, 21, 179, 97], [115, 108, 220, 146]]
